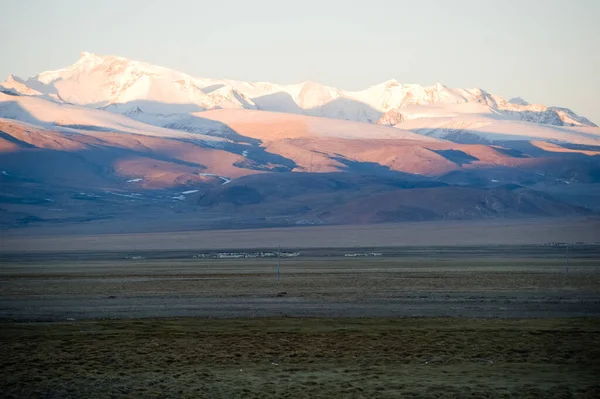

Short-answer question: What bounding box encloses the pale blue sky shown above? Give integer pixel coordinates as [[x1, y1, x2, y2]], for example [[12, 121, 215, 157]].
[[1, 0, 598, 123]]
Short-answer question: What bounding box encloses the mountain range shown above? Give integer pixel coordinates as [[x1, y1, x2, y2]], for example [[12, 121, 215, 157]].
[[1, 52, 599, 231]]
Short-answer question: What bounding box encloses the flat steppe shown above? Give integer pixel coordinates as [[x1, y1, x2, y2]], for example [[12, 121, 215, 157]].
[[2, 318, 599, 398], [2, 220, 599, 398], [1, 244, 599, 320], [2, 218, 600, 251]]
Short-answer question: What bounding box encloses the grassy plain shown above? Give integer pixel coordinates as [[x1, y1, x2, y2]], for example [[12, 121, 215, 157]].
[[2, 318, 600, 398], [1, 245, 599, 397]]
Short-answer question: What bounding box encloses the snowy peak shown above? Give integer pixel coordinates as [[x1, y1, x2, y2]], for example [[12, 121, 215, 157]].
[[25, 53, 216, 113], [1, 74, 42, 96], [6, 74, 24, 84], [296, 81, 340, 109], [78, 51, 106, 62], [71, 51, 160, 76], [355, 83, 504, 112]]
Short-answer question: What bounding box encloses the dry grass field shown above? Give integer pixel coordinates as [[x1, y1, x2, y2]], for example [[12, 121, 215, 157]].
[[1, 318, 600, 398], [1, 245, 600, 320], [1, 243, 599, 398]]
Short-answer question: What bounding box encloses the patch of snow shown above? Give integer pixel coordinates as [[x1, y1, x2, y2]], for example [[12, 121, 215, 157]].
[[127, 178, 143, 183], [396, 113, 600, 146], [181, 190, 199, 195], [241, 150, 249, 157], [0, 92, 226, 143], [107, 192, 140, 198], [172, 195, 186, 200], [491, 179, 499, 183], [1, 170, 8, 176], [198, 173, 231, 185]]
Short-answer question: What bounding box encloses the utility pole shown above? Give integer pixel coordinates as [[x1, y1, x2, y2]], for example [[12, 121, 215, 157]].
[[277, 245, 281, 282], [565, 244, 569, 274]]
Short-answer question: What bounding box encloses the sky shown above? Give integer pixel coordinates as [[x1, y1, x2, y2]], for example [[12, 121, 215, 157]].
[[1, 0, 599, 123]]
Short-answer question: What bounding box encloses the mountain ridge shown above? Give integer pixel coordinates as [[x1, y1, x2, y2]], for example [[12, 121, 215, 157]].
[[3, 52, 596, 129]]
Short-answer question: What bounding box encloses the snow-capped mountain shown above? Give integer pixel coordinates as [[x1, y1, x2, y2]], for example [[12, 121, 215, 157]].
[[10, 52, 257, 114], [2, 52, 600, 150], [3, 52, 595, 130], [2, 52, 600, 230]]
